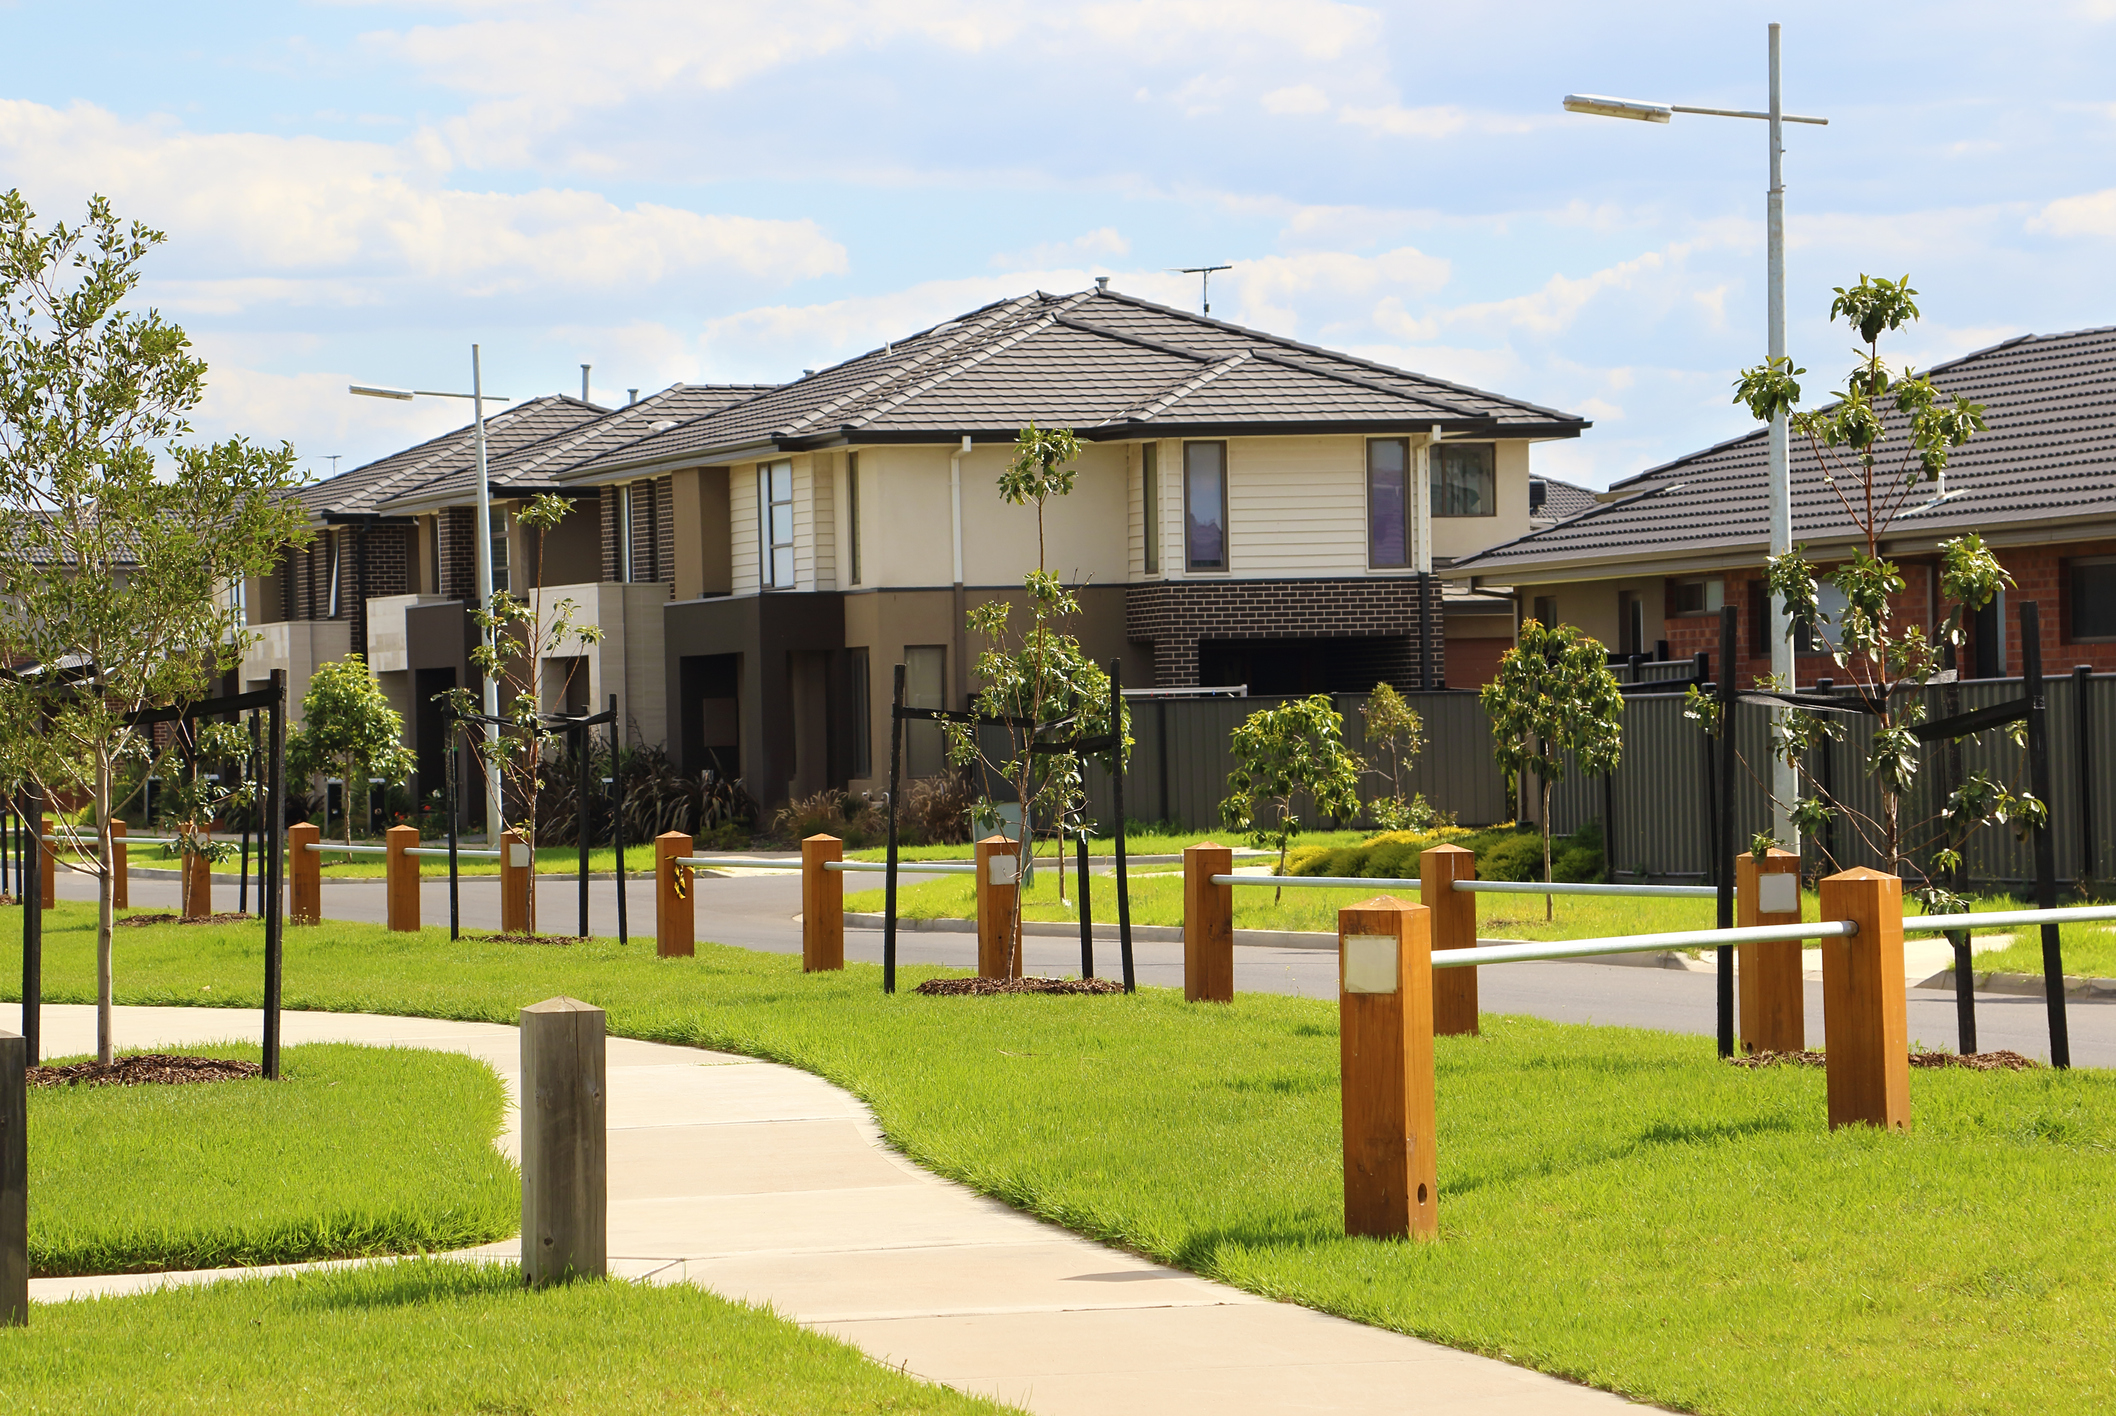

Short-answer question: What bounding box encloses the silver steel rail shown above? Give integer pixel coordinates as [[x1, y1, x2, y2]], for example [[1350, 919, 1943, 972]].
[[1435, 920, 1857, 969], [306, 842, 388, 855], [1212, 874, 1418, 889], [403, 846, 503, 860], [1907, 905, 2116, 933], [1207, 874, 1716, 898], [42, 834, 184, 848]]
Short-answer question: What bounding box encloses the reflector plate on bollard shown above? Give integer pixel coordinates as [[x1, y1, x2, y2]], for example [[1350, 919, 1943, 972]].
[[988, 854, 1018, 886], [510, 843, 532, 868], [1342, 934, 1400, 994], [1760, 872, 1799, 914]]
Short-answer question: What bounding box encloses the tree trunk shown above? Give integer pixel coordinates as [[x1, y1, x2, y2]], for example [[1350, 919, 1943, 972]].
[[95, 748, 115, 1065], [1542, 778, 1555, 923]]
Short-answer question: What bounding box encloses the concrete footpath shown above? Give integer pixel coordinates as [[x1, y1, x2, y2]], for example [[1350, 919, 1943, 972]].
[[8, 1002, 1649, 1414]]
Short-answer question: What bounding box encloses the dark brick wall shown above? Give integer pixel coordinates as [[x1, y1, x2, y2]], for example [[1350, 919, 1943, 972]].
[[653, 475, 675, 590], [1126, 577, 1442, 690], [439, 506, 478, 601], [600, 486, 621, 583], [598, 479, 676, 592]]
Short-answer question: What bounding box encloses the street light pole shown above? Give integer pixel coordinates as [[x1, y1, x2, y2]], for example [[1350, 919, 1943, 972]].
[[1563, 21, 1826, 849]]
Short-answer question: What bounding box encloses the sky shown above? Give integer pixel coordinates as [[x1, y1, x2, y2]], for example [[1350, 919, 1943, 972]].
[[6, 1, 2116, 489]]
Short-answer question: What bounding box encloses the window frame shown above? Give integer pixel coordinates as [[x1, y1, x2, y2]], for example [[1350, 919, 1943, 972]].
[[759, 460, 795, 590], [618, 484, 636, 583], [847, 452, 862, 586], [489, 507, 510, 594], [1366, 436, 1412, 569], [327, 532, 341, 618], [1141, 443, 1159, 576], [1430, 442, 1497, 519], [1182, 440, 1229, 573], [847, 646, 871, 777], [1669, 576, 1726, 619], [1531, 594, 1557, 628], [2067, 555, 2116, 643]]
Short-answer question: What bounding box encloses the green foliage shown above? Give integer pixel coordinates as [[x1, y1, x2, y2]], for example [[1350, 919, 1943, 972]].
[[1358, 681, 1429, 830], [1287, 822, 1603, 884], [1221, 695, 1364, 887], [288, 655, 416, 842]]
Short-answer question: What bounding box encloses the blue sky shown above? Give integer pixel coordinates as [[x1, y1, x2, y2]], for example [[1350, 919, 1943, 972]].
[[7, 0, 2116, 488]]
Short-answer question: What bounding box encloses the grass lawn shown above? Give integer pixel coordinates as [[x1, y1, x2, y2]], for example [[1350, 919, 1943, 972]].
[[31, 1042, 515, 1277], [5, 1258, 1016, 1415], [4, 901, 2113, 1414]]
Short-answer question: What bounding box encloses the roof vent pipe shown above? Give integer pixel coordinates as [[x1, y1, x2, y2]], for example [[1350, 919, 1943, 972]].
[[1095, 276, 1109, 292], [581, 364, 591, 401], [627, 388, 638, 405]]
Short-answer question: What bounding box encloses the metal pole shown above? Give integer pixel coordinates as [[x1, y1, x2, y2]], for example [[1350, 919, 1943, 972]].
[[1716, 605, 1737, 1058], [576, 724, 590, 940], [19, 784, 38, 1066], [609, 695, 627, 948], [884, 664, 905, 995], [471, 343, 502, 838], [1766, 21, 1799, 852], [241, 712, 259, 914], [1111, 659, 1134, 992], [446, 713, 460, 941], [1076, 829, 1093, 980], [2075, 664, 2097, 887], [2023, 602, 2069, 1067], [264, 670, 287, 1080], [1937, 648, 1975, 1053]]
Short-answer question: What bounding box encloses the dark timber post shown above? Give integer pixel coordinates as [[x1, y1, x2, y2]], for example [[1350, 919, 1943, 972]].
[[883, 664, 905, 995], [264, 670, 287, 1080], [2022, 602, 2069, 1068], [0, 1028, 22, 1325], [2076, 665, 2097, 888], [610, 697, 628, 948], [576, 724, 590, 940], [1111, 659, 1134, 993], [1715, 604, 1737, 1059]]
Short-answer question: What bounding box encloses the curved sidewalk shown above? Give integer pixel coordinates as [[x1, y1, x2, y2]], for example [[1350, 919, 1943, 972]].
[[11, 1003, 1650, 1414]]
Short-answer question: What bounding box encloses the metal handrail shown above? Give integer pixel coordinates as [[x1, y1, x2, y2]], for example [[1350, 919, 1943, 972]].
[[306, 842, 388, 855], [1907, 905, 2116, 933], [404, 846, 503, 860], [1435, 920, 1857, 969], [1455, 880, 1719, 898]]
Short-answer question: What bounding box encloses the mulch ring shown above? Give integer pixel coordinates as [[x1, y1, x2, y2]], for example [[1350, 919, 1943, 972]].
[[1731, 1048, 2041, 1072], [29, 1054, 263, 1088], [477, 932, 587, 947], [913, 976, 1124, 997], [117, 912, 255, 928]]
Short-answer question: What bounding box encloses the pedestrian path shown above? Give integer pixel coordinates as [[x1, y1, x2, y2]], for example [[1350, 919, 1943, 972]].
[[9, 1003, 1652, 1414]]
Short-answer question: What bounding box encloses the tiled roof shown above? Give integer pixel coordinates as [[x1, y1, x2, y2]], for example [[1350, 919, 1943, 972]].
[[1455, 326, 2116, 577], [1530, 476, 1596, 526], [556, 287, 1587, 483], [296, 395, 607, 521]]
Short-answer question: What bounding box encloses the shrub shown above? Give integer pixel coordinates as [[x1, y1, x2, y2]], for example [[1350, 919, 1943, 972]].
[[1287, 821, 1602, 883], [771, 791, 883, 849], [898, 774, 975, 847]]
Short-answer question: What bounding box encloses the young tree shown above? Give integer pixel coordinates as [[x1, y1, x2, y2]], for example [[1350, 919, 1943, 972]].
[[1221, 695, 1363, 901], [447, 492, 601, 935], [1480, 619, 1623, 919], [287, 655, 416, 846], [0, 191, 308, 1061], [1359, 681, 1429, 831], [1732, 274, 2025, 902], [944, 424, 1129, 973]]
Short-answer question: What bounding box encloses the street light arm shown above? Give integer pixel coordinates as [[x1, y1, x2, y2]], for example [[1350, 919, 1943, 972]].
[[1562, 94, 1826, 125], [351, 384, 513, 402], [1671, 104, 1827, 126]]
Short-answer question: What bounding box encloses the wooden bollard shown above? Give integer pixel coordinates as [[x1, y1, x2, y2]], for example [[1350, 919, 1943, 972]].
[[802, 834, 844, 971], [37, 818, 53, 910], [1182, 841, 1234, 1003], [110, 820, 126, 911], [182, 837, 211, 920], [654, 831, 694, 958], [520, 996, 607, 1287], [501, 828, 531, 935], [974, 835, 1019, 979], [288, 821, 321, 923], [1737, 847, 1805, 1054], [1818, 867, 1910, 1131], [1339, 896, 1438, 1241], [386, 824, 420, 933], [1420, 844, 1478, 1036], [0, 1028, 24, 1325]]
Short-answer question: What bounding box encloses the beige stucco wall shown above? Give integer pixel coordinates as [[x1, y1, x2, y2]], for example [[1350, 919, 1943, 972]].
[[1512, 575, 1669, 650], [1432, 439, 1533, 564]]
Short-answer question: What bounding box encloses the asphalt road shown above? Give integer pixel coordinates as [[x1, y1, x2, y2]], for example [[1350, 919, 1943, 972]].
[[57, 867, 2115, 1067]]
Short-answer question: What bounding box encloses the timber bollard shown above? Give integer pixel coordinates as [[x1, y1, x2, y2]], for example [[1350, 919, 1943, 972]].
[[288, 821, 321, 923], [802, 834, 844, 971], [1182, 841, 1234, 1003], [1819, 868, 1910, 1131], [500, 830, 531, 934], [0, 1029, 22, 1324], [110, 820, 127, 910], [655, 832, 694, 957], [974, 835, 1019, 979], [1338, 896, 1438, 1241], [1737, 847, 1805, 1054], [1420, 844, 1478, 1035], [181, 824, 211, 920], [519, 997, 607, 1287], [386, 824, 420, 932], [38, 818, 53, 910]]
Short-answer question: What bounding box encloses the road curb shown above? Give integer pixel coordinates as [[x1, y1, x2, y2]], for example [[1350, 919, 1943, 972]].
[[1915, 968, 2116, 999]]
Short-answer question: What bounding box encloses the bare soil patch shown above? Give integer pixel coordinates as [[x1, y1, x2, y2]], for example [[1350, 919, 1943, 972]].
[[1730, 1049, 2041, 1072], [478, 932, 586, 947], [913, 976, 1123, 997], [29, 1053, 263, 1088], [117, 912, 254, 928]]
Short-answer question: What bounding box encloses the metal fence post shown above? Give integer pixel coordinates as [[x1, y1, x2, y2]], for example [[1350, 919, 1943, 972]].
[[1715, 604, 1738, 1059], [1420, 844, 1477, 1035], [37, 816, 53, 911], [2075, 664, 2097, 886], [265, 670, 286, 1080], [654, 831, 693, 958], [19, 790, 37, 1066], [519, 997, 606, 1287], [1736, 846, 1804, 1054], [1818, 867, 1909, 1130], [1338, 895, 1437, 1241], [0, 1029, 22, 1324], [883, 665, 904, 995], [1182, 841, 1233, 1002], [802, 834, 844, 971], [2022, 601, 2070, 1069]]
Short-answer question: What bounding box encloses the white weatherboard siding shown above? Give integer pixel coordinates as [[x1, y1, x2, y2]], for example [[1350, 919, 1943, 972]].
[[730, 464, 760, 596], [805, 453, 836, 591], [1222, 435, 1367, 579]]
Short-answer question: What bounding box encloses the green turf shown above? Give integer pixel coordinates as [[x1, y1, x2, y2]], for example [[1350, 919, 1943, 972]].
[[30, 1042, 516, 1276], [3, 901, 2111, 1413], [5, 1258, 1016, 1414]]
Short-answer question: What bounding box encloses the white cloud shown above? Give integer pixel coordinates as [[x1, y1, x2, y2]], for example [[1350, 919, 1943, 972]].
[[1262, 84, 1330, 116], [1337, 103, 1469, 140], [992, 227, 1130, 271], [2031, 187, 2116, 236]]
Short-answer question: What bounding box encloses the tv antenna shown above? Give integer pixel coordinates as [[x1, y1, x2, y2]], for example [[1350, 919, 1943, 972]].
[[1171, 264, 1232, 316], [325, 454, 342, 477]]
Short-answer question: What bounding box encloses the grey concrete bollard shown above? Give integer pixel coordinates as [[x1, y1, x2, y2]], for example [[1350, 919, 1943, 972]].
[[520, 997, 607, 1286]]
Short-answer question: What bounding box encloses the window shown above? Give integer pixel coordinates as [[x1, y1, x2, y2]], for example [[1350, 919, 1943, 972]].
[[1431, 443, 1495, 518], [759, 460, 794, 589], [1617, 590, 1644, 655], [904, 645, 946, 778], [1670, 577, 1725, 617], [1972, 589, 2007, 677], [848, 647, 871, 777], [327, 531, 341, 617], [2070, 557, 2116, 641], [490, 508, 510, 593], [1141, 444, 1159, 575], [1183, 441, 1227, 571], [618, 485, 635, 582], [621, 481, 659, 583], [1747, 579, 1769, 658], [1367, 437, 1411, 568], [1798, 580, 1852, 657], [1532, 595, 1557, 628], [847, 453, 862, 586], [426, 514, 441, 593]]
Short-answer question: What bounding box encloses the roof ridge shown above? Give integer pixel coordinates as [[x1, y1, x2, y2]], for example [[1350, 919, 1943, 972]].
[[1113, 351, 1253, 425], [778, 296, 1043, 437], [841, 291, 1100, 433]]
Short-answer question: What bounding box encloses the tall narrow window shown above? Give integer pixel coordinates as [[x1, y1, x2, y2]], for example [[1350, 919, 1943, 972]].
[[847, 453, 862, 586], [618, 485, 636, 582], [904, 645, 946, 778], [426, 514, 441, 593], [1141, 444, 1159, 575], [1183, 441, 1227, 571], [1532, 595, 1557, 628], [1431, 443, 1496, 517], [2072, 557, 2116, 640], [327, 532, 341, 617], [646, 479, 662, 580], [490, 508, 510, 593], [1367, 437, 1411, 567], [759, 460, 794, 589], [848, 646, 871, 777]]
